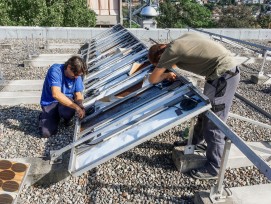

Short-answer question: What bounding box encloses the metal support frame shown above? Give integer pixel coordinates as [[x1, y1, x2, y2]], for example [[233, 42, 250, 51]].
[[205, 110, 271, 177], [259, 50, 268, 76], [184, 117, 196, 155], [205, 110, 271, 202], [209, 139, 232, 203]]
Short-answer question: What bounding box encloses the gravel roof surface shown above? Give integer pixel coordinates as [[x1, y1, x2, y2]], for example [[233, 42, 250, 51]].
[[0, 37, 270, 204]]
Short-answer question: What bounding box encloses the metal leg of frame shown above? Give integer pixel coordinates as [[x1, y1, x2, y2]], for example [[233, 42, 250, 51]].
[[209, 139, 232, 203], [184, 117, 196, 155], [259, 49, 267, 76]]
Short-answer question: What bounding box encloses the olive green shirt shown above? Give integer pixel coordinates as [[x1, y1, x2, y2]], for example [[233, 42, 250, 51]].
[[156, 32, 237, 80]]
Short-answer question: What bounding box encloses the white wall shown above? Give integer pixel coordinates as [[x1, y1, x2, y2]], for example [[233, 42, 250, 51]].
[[0, 26, 270, 41]]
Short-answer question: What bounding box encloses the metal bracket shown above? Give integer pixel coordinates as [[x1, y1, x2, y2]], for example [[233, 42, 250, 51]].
[[209, 185, 232, 203], [50, 150, 63, 164], [184, 145, 195, 155]]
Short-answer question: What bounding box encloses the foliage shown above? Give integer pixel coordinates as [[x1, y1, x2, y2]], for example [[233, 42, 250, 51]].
[[0, 1, 12, 25], [42, 0, 65, 27], [156, 0, 215, 28], [63, 0, 96, 27], [257, 14, 271, 28], [216, 5, 257, 28], [0, 0, 96, 27], [4, 0, 47, 26]]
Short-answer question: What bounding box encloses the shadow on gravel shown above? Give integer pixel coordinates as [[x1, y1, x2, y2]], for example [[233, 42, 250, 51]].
[[85, 180, 194, 204], [0, 105, 41, 138], [118, 151, 176, 171], [239, 79, 255, 84], [138, 140, 175, 151], [261, 86, 271, 94]]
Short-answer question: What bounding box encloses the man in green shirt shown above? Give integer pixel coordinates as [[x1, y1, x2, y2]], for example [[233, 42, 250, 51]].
[[148, 32, 240, 180]]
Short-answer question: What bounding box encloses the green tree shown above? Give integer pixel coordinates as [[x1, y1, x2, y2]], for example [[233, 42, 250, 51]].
[[6, 0, 47, 26], [257, 14, 271, 28], [0, 1, 12, 25], [42, 0, 65, 26], [217, 5, 257, 28], [63, 0, 96, 27], [0, 0, 96, 27], [156, 0, 214, 28]]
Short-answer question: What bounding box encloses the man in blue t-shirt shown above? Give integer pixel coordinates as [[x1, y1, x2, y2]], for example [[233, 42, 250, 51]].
[[39, 56, 87, 138]]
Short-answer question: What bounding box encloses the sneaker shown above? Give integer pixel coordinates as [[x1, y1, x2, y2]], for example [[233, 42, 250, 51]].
[[190, 167, 218, 180]]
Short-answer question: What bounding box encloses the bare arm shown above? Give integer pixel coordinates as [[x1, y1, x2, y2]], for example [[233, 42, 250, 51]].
[[149, 67, 177, 84], [51, 86, 85, 118]]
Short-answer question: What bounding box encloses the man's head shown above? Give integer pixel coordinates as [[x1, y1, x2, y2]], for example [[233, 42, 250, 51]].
[[148, 44, 167, 66], [64, 56, 87, 79]]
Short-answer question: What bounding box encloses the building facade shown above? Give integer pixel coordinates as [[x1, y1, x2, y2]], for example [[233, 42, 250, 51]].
[[88, 0, 123, 26]]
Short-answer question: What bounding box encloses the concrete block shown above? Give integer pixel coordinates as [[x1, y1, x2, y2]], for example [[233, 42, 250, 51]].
[[1, 80, 43, 91], [250, 74, 269, 84], [173, 142, 271, 173], [264, 74, 271, 85], [231, 184, 271, 204], [194, 184, 271, 204], [172, 146, 206, 173], [234, 56, 256, 65], [0, 91, 41, 105], [45, 43, 83, 50], [24, 54, 76, 67], [0, 43, 12, 49]]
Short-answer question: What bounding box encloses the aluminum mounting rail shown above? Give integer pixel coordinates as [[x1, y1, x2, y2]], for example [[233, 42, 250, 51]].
[[85, 42, 144, 75], [86, 37, 139, 67], [84, 48, 148, 86], [80, 24, 125, 56], [87, 30, 132, 56]]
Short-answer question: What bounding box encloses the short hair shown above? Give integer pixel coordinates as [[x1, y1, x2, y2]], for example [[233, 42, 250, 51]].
[[64, 56, 87, 76], [148, 44, 167, 65]]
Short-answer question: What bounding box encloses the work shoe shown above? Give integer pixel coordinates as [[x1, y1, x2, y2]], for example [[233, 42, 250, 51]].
[[190, 167, 218, 180], [173, 139, 188, 147], [173, 139, 207, 152]]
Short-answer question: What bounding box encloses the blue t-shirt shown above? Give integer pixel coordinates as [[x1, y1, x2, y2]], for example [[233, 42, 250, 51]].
[[40, 64, 84, 106]]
